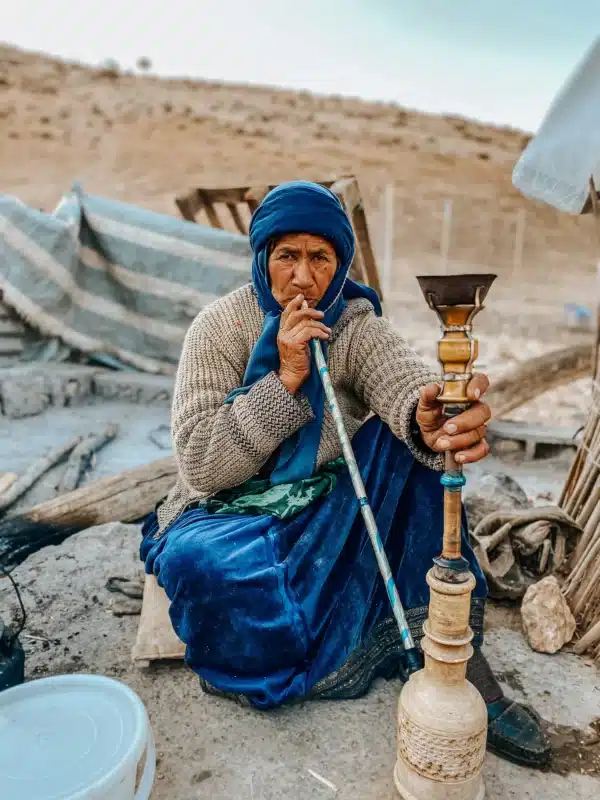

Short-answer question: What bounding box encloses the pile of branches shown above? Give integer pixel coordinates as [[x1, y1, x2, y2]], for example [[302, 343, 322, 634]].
[[561, 380, 600, 663]]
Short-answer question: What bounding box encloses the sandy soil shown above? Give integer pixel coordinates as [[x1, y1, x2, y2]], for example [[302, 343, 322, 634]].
[[1, 522, 598, 799]]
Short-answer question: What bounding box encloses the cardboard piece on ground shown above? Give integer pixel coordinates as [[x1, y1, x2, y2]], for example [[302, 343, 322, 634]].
[[132, 573, 185, 665]]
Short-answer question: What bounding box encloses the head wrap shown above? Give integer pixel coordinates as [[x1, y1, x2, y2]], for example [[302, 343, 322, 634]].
[[226, 180, 382, 484]]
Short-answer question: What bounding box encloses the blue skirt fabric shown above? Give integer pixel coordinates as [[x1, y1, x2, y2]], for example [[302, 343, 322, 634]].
[[140, 417, 487, 709]]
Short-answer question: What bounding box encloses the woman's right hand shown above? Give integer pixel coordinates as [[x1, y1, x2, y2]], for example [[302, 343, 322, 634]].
[[277, 294, 331, 394]]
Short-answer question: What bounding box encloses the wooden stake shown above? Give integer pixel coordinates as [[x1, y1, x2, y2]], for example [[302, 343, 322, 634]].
[[560, 181, 600, 649], [58, 424, 119, 493], [440, 199, 453, 274], [0, 436, 82, 513], [512, 209, 526, 279], [382, 184, 395, 299]]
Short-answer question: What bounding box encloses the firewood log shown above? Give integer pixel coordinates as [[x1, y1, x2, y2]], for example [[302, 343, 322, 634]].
[[487, 343, 592, 419], [0, 457, 176, 571]]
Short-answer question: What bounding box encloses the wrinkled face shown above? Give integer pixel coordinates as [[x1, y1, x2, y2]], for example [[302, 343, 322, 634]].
[[268, 233, 338, 308]]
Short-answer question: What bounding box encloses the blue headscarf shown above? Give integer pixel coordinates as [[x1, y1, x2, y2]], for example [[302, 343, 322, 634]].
[[225, 180, 382, 484]]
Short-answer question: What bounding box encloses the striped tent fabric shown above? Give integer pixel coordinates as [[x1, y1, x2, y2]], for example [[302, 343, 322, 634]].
[[0, 184, 252, 374]]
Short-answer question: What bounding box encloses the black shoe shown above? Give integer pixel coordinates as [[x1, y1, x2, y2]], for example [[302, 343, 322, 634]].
[[486, 697, 552, 769]]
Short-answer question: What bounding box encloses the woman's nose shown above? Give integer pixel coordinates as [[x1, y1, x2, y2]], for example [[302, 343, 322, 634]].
[[292, 258, 314, 287]]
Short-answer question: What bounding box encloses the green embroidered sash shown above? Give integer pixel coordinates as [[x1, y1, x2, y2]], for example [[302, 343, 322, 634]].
[[203, 458, 346, 520]]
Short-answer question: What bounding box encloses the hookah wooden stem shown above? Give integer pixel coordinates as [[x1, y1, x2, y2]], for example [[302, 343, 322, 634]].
[[441, 410, 468, 561], [311, 337, 421, 671]]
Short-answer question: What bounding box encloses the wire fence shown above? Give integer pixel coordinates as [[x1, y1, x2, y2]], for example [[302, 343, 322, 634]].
[[370, 184, 600, 339]]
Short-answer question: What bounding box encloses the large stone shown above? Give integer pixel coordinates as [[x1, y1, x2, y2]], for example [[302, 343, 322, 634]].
[[521, 575, 576, 654], [0, 365, 96, 418], [92, 371, 174, 406], [463, 471, 530, 531]]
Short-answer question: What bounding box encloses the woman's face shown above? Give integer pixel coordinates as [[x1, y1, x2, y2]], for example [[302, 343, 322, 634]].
[[268, 233, 338, 308]]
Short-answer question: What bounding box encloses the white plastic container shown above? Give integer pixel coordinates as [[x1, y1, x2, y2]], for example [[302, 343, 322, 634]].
[[0, 673, 155, 799]]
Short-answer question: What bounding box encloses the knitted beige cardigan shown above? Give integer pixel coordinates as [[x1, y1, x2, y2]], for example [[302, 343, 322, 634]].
[[156, 284, 443, 533]]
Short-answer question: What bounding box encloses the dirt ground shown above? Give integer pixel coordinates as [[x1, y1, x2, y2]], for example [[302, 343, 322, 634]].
[[1, 520, 598, 800]]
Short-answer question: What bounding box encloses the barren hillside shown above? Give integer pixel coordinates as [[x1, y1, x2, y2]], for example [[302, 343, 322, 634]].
[[0, 44, 530, 204]]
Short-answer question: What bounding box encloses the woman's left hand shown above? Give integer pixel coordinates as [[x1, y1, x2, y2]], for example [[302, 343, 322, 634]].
[[416, 373, 491, 464]]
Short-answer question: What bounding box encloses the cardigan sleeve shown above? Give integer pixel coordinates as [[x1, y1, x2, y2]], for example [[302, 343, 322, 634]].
[[348, 313, 444, 471], [171, 316, 313, 496]]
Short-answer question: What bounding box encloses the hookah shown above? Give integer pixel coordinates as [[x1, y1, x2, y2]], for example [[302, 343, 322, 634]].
[[394, 273, 496, 800]]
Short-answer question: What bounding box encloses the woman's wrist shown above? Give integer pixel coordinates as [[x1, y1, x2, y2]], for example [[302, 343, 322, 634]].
[[410, 407, 428, 449], [278, 370, 301, 395]]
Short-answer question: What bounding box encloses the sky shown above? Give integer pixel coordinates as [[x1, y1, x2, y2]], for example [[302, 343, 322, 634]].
[[3, 0, 599, 132]]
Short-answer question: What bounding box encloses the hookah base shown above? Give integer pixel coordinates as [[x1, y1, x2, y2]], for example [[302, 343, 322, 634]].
[[393, 760, 485, 800], [394, 666, 487, 800]]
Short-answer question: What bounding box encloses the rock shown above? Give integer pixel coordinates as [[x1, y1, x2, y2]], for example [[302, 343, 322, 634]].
[[521, 575, 576, 654], [0, 365, 96, 418], [110, 598, 142, 616], [93, 371, 174, 406], [463, 471, 530, 531], [581, 725, 600, 746]]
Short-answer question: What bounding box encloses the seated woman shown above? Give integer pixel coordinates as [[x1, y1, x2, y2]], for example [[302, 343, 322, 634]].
[[141, 181, 549, 769]]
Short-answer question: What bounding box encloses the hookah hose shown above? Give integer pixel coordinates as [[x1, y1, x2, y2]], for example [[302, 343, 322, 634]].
[[0, 564, 26, 692], [311, 337, 422, 675]]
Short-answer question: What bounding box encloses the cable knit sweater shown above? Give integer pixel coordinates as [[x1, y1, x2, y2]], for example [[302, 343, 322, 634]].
[[156, 284, 443, 533]]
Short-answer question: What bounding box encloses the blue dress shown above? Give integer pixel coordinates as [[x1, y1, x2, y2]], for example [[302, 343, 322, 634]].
[[140, 417, 487, 709]]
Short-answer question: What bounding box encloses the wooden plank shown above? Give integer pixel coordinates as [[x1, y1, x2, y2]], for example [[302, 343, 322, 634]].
[[245, 186, 271, 210], [0, 435, 83, 513], [226, 202, 248, 234], [177, 180, 343, 222], [486, 343, 592, 420], [195, 187, 251, 205], [0, 318, 25, 335], [351, 204, 382, 296], [198, 192, 223, 229], [330, 177, 361, 212], [330, 177, 382, 295], [174, 190, 201, 222], [487, 419, 578, 447], [487, 419, 578, 461], [176, 187, 253, 218], [0, 457, 178, 571], [329, 178, 368, 284], [177, 179, 353, 219], [173, 177, 384, 297]]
